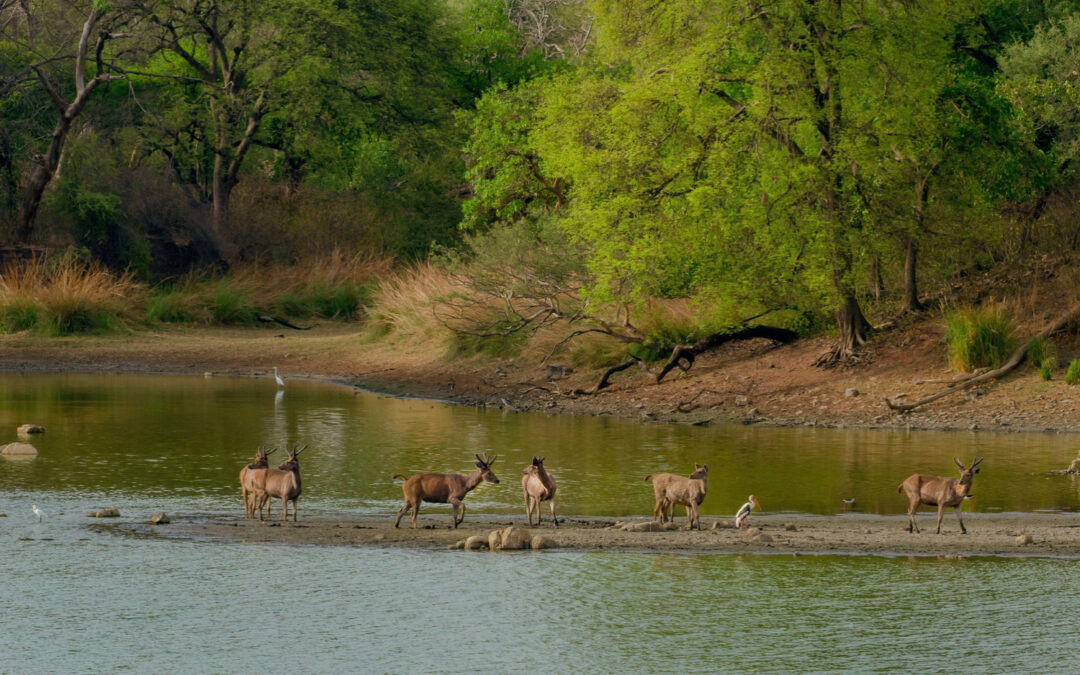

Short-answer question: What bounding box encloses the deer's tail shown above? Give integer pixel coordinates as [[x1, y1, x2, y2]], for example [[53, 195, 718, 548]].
[[897, 483, 903, 493], [393, 474, 407, 481]]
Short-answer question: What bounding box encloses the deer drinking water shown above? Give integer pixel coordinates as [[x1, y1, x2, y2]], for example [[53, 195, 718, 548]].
[[898, 457, 983, 534], [258, 444, 307, 522], [645, 464, 709, 530], [239, 446, 276, 519], [522, 456, 558, 527], [393, 453, 499, 528]]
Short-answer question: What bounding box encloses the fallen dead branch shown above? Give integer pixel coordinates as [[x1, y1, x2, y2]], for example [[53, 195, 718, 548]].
[[885, 300, 1080, 413], [914, 368, 988, 385], [572, 357, 654, 395], [655, 325, 799, 383]]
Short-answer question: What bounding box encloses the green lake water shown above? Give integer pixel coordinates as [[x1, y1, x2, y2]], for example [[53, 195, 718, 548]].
[[2, 373, 1080, 672]]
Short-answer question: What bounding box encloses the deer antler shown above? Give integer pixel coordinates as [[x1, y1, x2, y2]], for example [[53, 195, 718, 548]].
[[295, 444, 309, 456], [971, 456, 985, 468], [954, 457, 965, 470]]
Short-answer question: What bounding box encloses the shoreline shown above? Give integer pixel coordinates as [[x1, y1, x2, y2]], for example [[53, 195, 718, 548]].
[[2, 325, 1080, 435], [102, 512, 1080, 558]]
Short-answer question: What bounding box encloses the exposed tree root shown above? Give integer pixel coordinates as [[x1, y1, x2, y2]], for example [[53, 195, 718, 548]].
[[654, 325, 799, 383], [885, 299, 1080, 413]]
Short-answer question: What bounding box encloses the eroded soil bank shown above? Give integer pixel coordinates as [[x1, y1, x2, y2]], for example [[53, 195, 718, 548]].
[[105, 513, 1080, 558], [3, 320, 1080, 435]]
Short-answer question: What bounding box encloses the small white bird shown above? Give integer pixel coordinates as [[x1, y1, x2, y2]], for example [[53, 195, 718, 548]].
[[841, 497, 855, 511], [32, 504, 44, 522], [273, 367, 285, 388], [735, 494, 761, 537]]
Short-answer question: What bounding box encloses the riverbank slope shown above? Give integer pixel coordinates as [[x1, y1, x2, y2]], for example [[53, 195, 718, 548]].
[[2, 311, 1079, 435]]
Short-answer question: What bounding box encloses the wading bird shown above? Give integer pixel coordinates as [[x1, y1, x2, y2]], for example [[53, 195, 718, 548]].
[[273, 367, 285, 388], [32, 504, 44, 522], [735, 495, 761, 537]]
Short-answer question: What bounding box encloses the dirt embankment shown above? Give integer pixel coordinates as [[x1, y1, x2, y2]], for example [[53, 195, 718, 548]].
[[106, 512, 1080, 558], [3, 309, 1080, 436]]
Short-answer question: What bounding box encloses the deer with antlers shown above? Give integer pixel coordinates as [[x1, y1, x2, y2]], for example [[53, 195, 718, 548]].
[[898, 457, 984, 534], [258, 444, 308, 522], [393, 453, 499, 528], [522, 456, 558, 527], [239, 446, 276, 519]]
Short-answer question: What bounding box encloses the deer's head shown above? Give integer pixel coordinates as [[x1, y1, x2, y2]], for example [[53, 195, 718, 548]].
[[475, 452, 500, 484], [954, 457, 984, 486], [690, 463, 708, 479]]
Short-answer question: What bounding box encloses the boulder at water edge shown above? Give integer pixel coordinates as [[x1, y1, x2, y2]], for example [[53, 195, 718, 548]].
[[530, 535, 557, 550], [17, 424, 45, 436], [1, 442, 38, 456], [150, 512, 170, 525]]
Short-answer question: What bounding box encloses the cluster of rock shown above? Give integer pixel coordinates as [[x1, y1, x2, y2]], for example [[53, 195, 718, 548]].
[[450, 525, 557, 552], [1, 424, 45, 457]]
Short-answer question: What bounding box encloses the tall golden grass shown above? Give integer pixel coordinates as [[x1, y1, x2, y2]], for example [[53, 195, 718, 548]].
[[364, 260, 463, 348], [0, 255, 142, 334]]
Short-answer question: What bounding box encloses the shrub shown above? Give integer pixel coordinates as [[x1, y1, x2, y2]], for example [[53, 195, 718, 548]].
[[1039, 357, 1055, 381], [146, 288, 205, 324], [210, 282, 256, 324], [1027, 337, 1055, 370], [0, 299, 38, 332], [1067, 359, 1080, 386], [944, 306, 1017, 373]]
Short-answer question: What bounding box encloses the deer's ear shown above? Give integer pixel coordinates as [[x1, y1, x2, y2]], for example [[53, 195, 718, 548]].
[[475, 461, 484, 469], [974, 468, 980, 474]]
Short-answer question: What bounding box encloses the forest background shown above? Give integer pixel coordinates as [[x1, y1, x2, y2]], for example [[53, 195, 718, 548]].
[[4, 0, 1080, 379]]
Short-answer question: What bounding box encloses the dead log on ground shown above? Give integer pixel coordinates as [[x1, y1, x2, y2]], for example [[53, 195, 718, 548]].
[[885, 300, 1080, 413], [655, 325, 799, 383]]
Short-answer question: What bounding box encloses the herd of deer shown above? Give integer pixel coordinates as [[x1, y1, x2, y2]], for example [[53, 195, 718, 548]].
[[238, 445, 986, 536]]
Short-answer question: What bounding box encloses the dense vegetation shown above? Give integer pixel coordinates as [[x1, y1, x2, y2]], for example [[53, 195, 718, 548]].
[[4, 0, 1080, 364]]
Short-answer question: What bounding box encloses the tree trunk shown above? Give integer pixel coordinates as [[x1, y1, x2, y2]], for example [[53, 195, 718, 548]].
[[903, 236, 922, 311], [870, 254, 883, 301], [838, 293, 867, 355], [15, 115, 73, 242]]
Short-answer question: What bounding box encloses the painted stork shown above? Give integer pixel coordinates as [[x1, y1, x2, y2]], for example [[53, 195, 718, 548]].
[[735, 495, 761, 536]]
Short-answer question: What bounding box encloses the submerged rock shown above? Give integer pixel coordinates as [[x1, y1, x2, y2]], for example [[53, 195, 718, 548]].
[[17, 424, 45, 435], [150, 512, 170, 525], [0, 442, 38, 456], [87, 508, 121, 518]]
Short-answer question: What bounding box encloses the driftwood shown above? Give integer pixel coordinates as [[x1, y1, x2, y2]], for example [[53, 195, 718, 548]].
[[885, 300, 1080, 413], [655, 325, 799, 383]]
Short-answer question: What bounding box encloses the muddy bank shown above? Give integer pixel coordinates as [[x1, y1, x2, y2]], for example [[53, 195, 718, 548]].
[[105, 512, 1080, 558], [3, 323, 1080, 435]]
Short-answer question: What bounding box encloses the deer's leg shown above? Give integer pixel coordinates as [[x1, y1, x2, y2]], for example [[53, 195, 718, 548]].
[[449, 497, 464, 527], [524, 489, 532, 526], [411, 500, 420, 529], [242, 486, 249, 517], [907, 500, 919, 533], [292, 499, 298, 522], [283, 498, 289, 522], [936, 504, 945, 534], [550, 498, 558, 527], [652, 498, 662, 521], [394, 500, 410, 528], [955, 504, 966, 534]]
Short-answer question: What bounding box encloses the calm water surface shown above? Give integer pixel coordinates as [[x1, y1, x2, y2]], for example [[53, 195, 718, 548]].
[[3, 373, 1080, 672]]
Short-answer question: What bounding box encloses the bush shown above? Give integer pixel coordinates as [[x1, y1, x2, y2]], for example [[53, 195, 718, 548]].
[[1039, 357, 1055, 381], [1028, 337, 1056, 369], [210, 283, 256, 324], [1067, 359, 1080, 386], [0, 299, 38, 332], [146, 288, 205, 324], [944, 306, 1017, 373]]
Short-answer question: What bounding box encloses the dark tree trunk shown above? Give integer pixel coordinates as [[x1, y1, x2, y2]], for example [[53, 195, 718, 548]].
[[837, 293, 867, 356], [904, 236, 922, 311]]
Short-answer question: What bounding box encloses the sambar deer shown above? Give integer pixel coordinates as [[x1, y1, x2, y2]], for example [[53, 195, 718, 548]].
[[239, 446, 276, 518], [393, 453, 499, 528], [259, 444, 307, 522], [898, 457, 983, 534], [522, 456, 558, 527], [645, 464, 709, 530]]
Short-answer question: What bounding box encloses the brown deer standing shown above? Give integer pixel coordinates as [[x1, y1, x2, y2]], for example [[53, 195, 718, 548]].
[[393, 453, 499, 528], [522, 456, 558, 527], [898, 457, 984, 534], [259, 444, 307, 522], [645, 464, 709, 529], [239, 446, 276, 518]]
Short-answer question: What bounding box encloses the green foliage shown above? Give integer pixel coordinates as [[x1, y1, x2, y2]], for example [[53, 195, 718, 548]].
[[277, 282, 371, 320], [1039, 357, 1055, 381], [210, 283, 257, 325], [0, 300, 38, 333], [1027, 337, 1056, 370], [944, 306, 1018, 372], [446, 328, 527, 359], [1067, 359, 1080, 386], [146, 288, 204, 324], [39, 304, 118, 336]]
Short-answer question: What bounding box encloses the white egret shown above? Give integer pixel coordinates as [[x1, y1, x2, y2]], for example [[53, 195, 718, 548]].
[[735, 495, 761, 537], [32, 504, 44, 522], [273, 367, 285, 388]]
